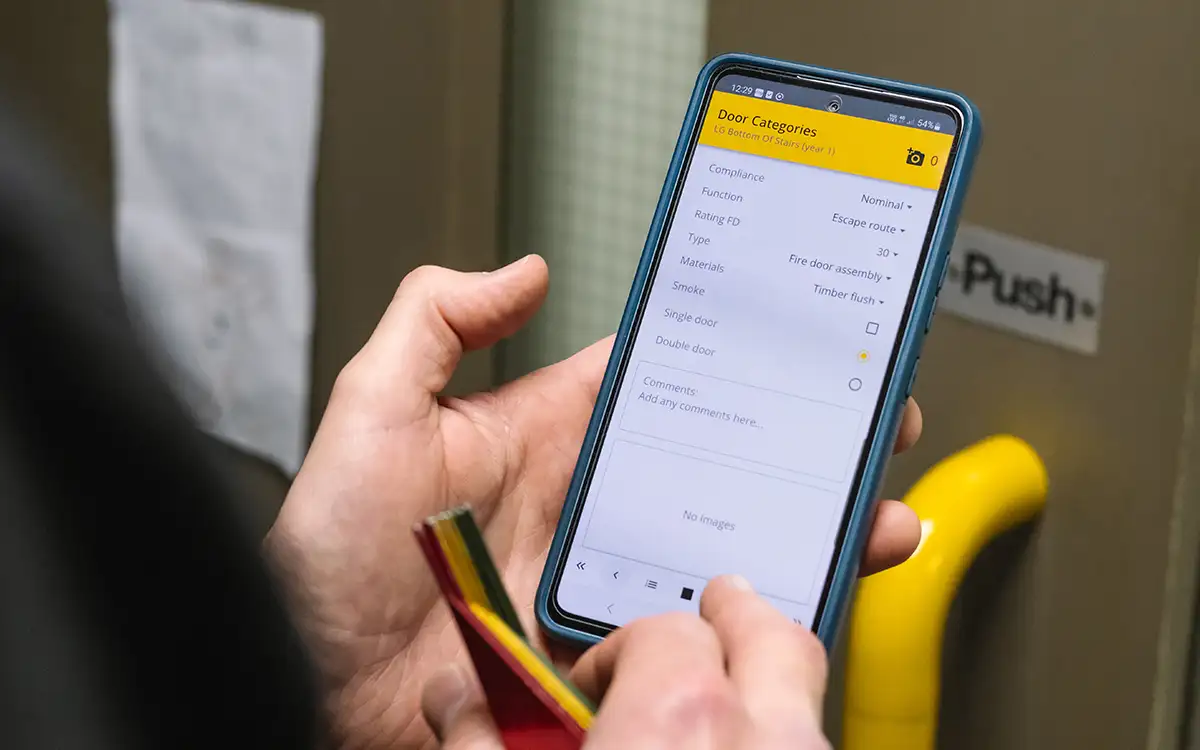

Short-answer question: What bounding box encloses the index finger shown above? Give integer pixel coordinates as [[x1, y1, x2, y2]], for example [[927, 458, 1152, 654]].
[[569, 613, 740, 749], [569, 613, 723, 705], [700, 576, 828, 734]]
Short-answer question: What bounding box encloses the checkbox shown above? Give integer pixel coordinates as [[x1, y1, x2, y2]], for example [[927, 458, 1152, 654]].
[[865, 322, 879, 335]]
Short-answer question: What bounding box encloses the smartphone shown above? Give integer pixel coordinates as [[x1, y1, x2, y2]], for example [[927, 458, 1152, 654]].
[[535, 52, 981, 649]]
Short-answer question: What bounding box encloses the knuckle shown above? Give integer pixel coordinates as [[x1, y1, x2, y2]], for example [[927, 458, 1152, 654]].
[[656, 674, 741, 737], [328, 350, 372, 405], [328, 355, 362, 401], [396, 263, 450, 297], [796, 627, 829, 677], [630, 611, 716, 647]]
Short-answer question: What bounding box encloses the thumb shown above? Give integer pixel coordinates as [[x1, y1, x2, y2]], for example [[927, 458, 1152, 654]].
[[421, 663, 505, 749], [339, 255, 548, 418]]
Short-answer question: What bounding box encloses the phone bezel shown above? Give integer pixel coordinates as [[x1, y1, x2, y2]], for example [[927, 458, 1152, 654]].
[[538, 54, 972, 644]]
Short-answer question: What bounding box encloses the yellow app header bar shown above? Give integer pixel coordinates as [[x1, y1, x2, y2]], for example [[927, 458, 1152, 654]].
[[698, 91, 954, 190]]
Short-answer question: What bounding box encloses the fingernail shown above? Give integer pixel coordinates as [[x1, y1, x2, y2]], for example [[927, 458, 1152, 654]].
[[725, 574, 754, 592], [486, 254, 534, 275]]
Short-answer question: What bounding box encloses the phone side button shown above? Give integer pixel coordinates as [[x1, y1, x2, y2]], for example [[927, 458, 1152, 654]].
[[904, 357, 921, 399], [924, 303, 937, 335]]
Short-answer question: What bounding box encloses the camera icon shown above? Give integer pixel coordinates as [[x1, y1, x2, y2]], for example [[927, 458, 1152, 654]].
[[906, 148, 925, 166]]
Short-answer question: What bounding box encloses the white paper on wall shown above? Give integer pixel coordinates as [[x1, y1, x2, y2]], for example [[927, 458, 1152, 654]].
[[108, 0, 324, 474]]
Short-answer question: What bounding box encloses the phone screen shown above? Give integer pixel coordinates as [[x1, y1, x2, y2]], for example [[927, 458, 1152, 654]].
[[549, 68, 963, 632]]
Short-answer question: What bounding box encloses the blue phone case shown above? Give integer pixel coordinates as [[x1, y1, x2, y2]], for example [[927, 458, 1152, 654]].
[[535, 52, 982, 651]]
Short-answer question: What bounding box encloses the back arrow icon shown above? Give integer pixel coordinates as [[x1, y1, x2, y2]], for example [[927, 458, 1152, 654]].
[[612, 571, 619, 579], [576, 561, 586, 571], [606, 604, 614, 614]]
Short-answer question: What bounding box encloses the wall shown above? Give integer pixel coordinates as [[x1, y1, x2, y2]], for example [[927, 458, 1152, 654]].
[[8, 3, 1200, 745], [502, 0, 709, 378], [707, 1, 1200, 748], [0, 1, 507, 534]]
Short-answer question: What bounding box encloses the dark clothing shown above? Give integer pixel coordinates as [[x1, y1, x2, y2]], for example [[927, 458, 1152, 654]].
[[0, 104, 321, 748]]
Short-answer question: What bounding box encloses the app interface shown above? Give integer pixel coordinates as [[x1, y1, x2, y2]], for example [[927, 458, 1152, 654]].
[[555, 75, 958, 629]]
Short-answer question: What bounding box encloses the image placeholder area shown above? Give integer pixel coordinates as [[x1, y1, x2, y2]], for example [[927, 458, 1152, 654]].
[[583, 440, 841, 604], [619, 361, 862, 481]]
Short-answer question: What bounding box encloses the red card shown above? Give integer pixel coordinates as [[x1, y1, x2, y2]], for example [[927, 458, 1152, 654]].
[[414, 523, 585, 750]]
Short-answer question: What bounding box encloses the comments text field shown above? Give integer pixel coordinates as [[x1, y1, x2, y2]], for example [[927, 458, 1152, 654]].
[[618, 362, 863, 482]]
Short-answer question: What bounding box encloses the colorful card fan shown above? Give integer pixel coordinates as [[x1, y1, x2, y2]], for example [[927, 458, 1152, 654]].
[[414, 506, 595, 750]]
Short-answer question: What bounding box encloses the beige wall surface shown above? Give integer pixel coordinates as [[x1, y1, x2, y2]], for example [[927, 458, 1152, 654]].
[[707, 1, 1200, 748], [6, 2, 1200, 745], [0, 1, 507, 533]]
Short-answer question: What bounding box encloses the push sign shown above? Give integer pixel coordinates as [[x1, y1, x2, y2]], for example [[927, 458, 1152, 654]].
[[937, 224, 1106, 355]]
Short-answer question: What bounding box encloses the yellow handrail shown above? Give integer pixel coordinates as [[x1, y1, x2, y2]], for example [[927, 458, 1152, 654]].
[[842, 435, 1048, 750]]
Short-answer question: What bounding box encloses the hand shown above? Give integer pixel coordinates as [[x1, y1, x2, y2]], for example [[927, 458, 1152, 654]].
[[265, 255, 923, 749], [423, 575, 836, 749]]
